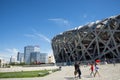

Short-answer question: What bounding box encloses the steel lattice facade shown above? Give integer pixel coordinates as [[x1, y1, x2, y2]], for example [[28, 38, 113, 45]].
[[51, 15, 120, 63]]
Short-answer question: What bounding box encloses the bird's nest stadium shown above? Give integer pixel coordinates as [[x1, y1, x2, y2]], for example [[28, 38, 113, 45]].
[[51, 14, 120, 64]]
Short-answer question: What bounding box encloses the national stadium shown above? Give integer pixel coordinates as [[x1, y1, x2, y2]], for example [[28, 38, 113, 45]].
[[51, 14, 120, 64]]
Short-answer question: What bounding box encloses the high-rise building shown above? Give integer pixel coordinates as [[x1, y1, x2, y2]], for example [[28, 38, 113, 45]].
[[30, 52, 41, 64], [40, 53, 47, 63], [30, 52, 47, 64], [17, 52, 24, 63], [24, 45, 40, 64], [10, 56, 16, 63]]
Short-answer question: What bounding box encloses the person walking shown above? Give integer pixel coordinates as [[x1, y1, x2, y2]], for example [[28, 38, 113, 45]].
[[94, 62, 100, 77], [74, 61, 81, 79], [90, 63, 94, 76]]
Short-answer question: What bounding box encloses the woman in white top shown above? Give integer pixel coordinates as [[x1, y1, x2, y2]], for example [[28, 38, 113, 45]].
[[94, 62, 100, 77]]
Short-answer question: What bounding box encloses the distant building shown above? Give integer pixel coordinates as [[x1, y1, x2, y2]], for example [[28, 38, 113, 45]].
[[24, 45, 40, 64], [48, 55, 55, 63], [0, 59, 6, 67], [10, 56, 16, 63], [30, 52, 41, 64], [17, 52, 24, 63], [40, 53, 48, 63], [30, 52, 47, 64]]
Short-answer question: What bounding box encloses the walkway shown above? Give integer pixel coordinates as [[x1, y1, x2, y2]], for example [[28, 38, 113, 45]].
[[0, 64, 120, 80]]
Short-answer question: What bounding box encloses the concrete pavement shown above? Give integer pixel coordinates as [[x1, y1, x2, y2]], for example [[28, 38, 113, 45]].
[[0, 64, 120, 80]]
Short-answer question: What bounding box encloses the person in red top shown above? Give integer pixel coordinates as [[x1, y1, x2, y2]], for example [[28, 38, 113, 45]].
[[90, 63, 94, 76]]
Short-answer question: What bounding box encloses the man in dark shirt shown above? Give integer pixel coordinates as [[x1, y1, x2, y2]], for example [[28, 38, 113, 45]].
[[74, 61, 81, 79]]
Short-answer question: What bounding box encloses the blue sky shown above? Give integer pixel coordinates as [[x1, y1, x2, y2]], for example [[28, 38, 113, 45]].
[[0, 0, 120, 61]]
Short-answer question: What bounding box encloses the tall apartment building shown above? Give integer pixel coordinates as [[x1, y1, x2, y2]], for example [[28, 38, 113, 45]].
[[10, 56, 16, 63], [24, 45, 40, 64], [17, 52, 24, 63], [40, 53, 47, 63], [30, 52, 47, 64], [30, 52, 41, 64]]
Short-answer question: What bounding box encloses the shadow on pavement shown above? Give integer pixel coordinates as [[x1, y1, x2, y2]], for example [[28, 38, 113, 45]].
[[64, 77, 79, 80], [83, 75, 93, 78], [64, 77, 74, 80]]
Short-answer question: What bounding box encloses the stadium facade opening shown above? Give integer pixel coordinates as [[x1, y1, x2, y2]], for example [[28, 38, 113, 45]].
[[51, 14, 120, 64]]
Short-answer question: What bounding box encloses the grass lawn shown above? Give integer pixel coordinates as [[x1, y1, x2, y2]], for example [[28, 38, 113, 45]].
[[0, 70, 50, 78]]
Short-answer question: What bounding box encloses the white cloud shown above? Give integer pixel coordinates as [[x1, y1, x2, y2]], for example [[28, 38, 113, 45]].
[[24, 34, 36, 38], [47, 50, 53, 56], [35, 33, 51, 43], [48, 18, 70, 26], [83, 14, 87, 18], [5, 48, 19, 56], [0, 53, 9, 59], [0, 54, 4, 59], [25, 31, 51, 43], [0, 48, 19, 61]]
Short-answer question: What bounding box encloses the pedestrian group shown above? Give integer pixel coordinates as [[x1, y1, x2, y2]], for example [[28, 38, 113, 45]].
[[74, 61, 100, 79]]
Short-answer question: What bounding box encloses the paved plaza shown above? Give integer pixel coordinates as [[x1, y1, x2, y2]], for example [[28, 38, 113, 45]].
[[0, 64, 120, 80]]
